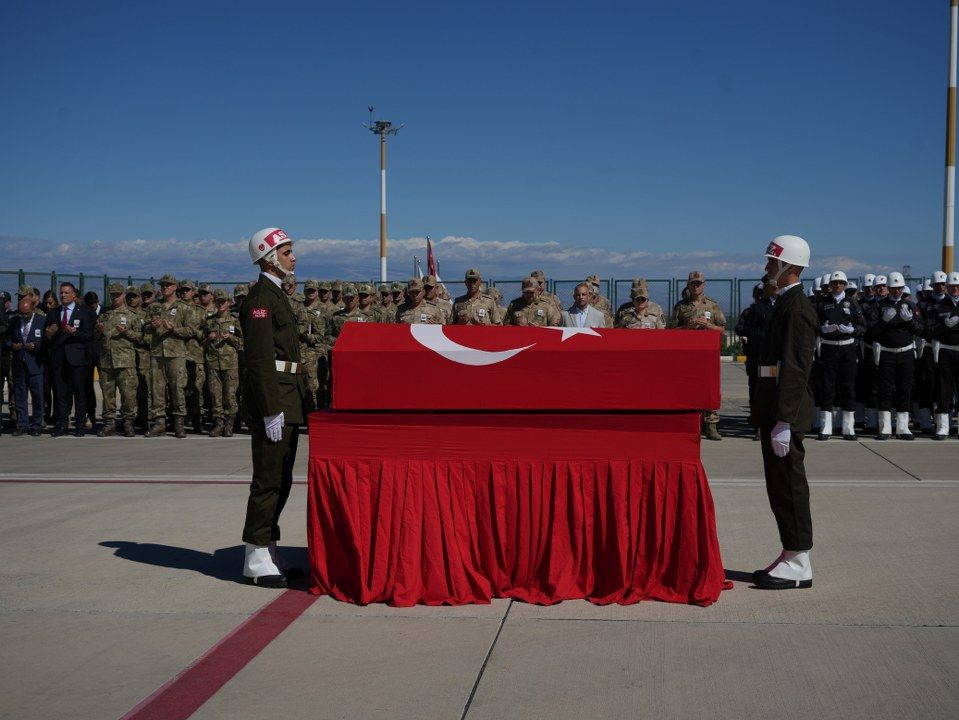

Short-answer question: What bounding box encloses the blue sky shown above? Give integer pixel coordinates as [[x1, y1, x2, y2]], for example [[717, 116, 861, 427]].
[[0, 0, 951, 286]]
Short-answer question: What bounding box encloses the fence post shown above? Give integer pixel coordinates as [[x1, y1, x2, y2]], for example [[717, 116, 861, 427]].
[[18, 269, 25, 287], [51, 271, 57, 294], [78, 272, 85, 295]]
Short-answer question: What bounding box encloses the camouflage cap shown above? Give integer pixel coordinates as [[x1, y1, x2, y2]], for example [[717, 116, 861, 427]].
[[631, 277, 647, 288], [233, 283, 249, 297], [530, 270, 546, 282], [687, 270, 705, 283], [377, 283, 390, 293], [423, 274, 437, 286], [631, 282, 649, 299], [178, 278, 195, 290], [331, 280, 343, 292], [213, 288, 230, 301], [585, 274, 600, 286], [356, 282, 374, 295], [107, 281, 125, 294], [465, 268, 482, 280], [317, 280, 332, 291], [390, 281, 404, 292], [521, 276, 538, 290], [341, 283, 358, 297], [139, 282, 156, 294], [304, 279, 319, 291], [125, 285, 138, 294], [198, 283, 213, 293], [407, 277, 425, 291], [17, 284, 33, 297], [158, 274, 177, 286]]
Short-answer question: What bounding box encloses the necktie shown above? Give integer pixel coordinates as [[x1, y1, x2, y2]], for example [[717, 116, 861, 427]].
[[23, 317, 30, 342], [61, 306, 68, 328]]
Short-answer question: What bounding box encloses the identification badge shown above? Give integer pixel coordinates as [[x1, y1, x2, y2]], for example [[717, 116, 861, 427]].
[[478, 308, 486, 317], [73, 319, 80, 327], [536, 309, 544, 317], [35, 328, 42, 337], [704, 311, 712, 320], [120, 315, 127, 325], [420, 313, 428, 322], [229, 325, 235, 333], [170, 308, 177, 316]]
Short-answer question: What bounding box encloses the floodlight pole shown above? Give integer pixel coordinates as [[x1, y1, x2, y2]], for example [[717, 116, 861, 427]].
[[945, 0, 957, 272], [365, 108, 403, 282]]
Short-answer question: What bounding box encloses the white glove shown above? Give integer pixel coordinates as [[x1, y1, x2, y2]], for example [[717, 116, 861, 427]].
[[771, 421, 791, 458], [898, 305, 913, 321], [881, 308, 896, 322], [837, 323, 855, 334], [945, 315, 959, 328], [821, 322, 837, 334], [264, 411, 285, 442]]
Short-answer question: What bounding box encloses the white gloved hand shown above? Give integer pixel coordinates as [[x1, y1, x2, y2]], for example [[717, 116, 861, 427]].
[[898, 305, 913, 321], [771, 421, 791, 458], [821, 322, 837, 334], [264, 412, 285, 442], [837, 323, 855, 334], [881, 308, 896, 322], [945, 315, 959, 328]]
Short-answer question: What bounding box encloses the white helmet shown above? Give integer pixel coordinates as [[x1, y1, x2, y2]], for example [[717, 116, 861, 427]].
[[847, 280, 858, 290], [932, 270, 948, 284], [830, 270, 848, 284], [902, 286, 911, 296], [917, 283, 926, 294], [874, 274, 888, 286], [819, 274, 830, 288], [764, 235, 810, 267], [249, 227, 292, 264], [948, 271, 959, 285], [806, 285, 816, 297], [887, 272, 905, 288], [863, 273, 875, 288]]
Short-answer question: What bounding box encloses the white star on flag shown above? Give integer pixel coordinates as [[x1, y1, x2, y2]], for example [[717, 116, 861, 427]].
[[542, 326, 602, 342]]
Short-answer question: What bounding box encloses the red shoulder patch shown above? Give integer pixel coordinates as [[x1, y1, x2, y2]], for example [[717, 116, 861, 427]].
[[251, 307, 269, 319]]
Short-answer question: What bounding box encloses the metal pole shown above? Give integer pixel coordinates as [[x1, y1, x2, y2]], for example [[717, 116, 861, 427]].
[[380, 130, 387, 282], [946, 0, 958, 272]]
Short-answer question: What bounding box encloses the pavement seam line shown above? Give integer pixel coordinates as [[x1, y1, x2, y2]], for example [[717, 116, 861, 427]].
[[460, 599, 513, 720], [857, 441, 925, 482]]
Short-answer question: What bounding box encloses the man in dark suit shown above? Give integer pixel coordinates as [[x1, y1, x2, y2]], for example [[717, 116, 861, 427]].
[[6, 286, 46, 435], [240, 227, 309, 588], [43, 282, 95, 436], [751, 235, 818, 590]]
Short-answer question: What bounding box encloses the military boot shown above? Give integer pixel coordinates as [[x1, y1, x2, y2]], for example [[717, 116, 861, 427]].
[[210, 418, 224, 438], [704, 422, 722, 441], [145, 420, 166, 438], [222, 416, 234, 437], [174, 416, 187, 439], [98, 421, 117, 437], [192, 413, 204, 434], [123, 419, 135, 437]]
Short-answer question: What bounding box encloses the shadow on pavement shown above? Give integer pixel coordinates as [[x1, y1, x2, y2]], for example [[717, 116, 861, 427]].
[[99, 541, 310, 587]]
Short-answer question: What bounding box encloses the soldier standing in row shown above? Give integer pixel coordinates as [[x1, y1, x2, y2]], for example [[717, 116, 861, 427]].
[[330, 284, 369, 340], [178, 279, 207, 433], [932, 272, 959, 438], [283, 277, 325, 412], [203, 289, 242, 437], [95, 283, 142, 437], [396, 278, 443, 323], [506, 277, 561, 326], [144, 274, 192, 438], [424, 275, 452, 323], [815, 271, 865, 440], [671, 270, 726, 441], [616, 279, 666, 329], [735, 279, 777, 421], [452, 269, 498, 324]]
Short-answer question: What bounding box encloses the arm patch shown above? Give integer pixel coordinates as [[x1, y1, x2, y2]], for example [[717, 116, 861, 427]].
[[251, 307, 269, 319]]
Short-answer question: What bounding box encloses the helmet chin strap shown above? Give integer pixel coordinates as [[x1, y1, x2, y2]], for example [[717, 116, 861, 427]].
[[769, 260, 789, 288], [264, 249, 296, 283]]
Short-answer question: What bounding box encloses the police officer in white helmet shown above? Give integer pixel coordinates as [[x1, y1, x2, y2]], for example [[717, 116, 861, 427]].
[[931, 271, 959, 439], [815, 271, 865, 440]]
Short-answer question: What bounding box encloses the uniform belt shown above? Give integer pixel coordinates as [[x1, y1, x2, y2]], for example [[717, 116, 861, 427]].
[[939, 343, 959, 352], [934, 341, 959, 363], [879, 343, 915, 354], [759, 364, 779, 378], [819, 338, 856, 347], [275, 360, 300, 374]]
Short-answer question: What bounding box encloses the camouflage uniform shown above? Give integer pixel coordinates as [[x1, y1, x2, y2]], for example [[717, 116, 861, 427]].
[[143, 275, 192, 437], [203, 290, 243, 435], [286, 288, 325, 412], [506, 279, 562, 327], [452, 269, 500, 325], [424, 275, 452, 324], [178, 280, 207, 431], [129, 283, 153, 428], [304, 280, 333, 408], [330, 284, 373, 340], [615, 281, 666, 329], [96, 285, 143, 435], [231, 283, 249, 429], [395, 279, 443, 324]]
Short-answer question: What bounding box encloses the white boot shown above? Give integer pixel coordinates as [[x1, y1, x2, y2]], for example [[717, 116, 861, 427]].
[[842, 411, 856, 439], [878, 411, 892, 439], [865, 407, 878, 431], [896, 411, 913, 439], [818, 410, 832, 439], [918, 407, 933, 432], [935, 413, 950, 440], [755, 549, 812, 588], [243, 544, 285, 586]]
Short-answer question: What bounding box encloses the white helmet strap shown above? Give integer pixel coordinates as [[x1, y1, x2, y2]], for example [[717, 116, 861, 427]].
[[263, 248, 295, 284], [769, 260, 790, 288]]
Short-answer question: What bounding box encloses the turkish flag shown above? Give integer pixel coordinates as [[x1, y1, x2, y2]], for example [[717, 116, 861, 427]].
[[426, 238, 436, 278], [332, 324, 721, 411]]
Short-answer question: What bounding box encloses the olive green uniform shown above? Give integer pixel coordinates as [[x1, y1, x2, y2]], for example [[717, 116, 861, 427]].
[[395, 300, 443, 324], [203, 313, 243, 419], [505, 297, 562, 327], [452, 293, 500, 325], [615, 302, 666, 329], [671, 294, 727, 430], [144, 300, 192, 421], [96, 306, 143, 425]]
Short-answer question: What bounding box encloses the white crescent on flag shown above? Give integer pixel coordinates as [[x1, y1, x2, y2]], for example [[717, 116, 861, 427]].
[[409, 324, 536, 366]]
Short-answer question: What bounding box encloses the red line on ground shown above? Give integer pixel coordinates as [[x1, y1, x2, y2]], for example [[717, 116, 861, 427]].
[[120, 589, 317, 720], [0, 479, 307, 485]]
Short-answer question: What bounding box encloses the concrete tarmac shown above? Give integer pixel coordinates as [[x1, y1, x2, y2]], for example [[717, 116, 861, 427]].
[[0, 363, 957, 719]]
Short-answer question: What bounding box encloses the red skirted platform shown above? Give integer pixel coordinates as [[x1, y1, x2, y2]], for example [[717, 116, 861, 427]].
[[307, 412, 728, 606]]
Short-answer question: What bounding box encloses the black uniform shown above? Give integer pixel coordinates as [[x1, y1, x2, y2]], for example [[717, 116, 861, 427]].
[[752, 284, 818, 552], [866, 295, 923, 413], [931, 294, 959, 413], [815, 293, 865, 412], [915, 292, 944, 416], [735, 297, 775, 412], [856, 295, 881, 417]]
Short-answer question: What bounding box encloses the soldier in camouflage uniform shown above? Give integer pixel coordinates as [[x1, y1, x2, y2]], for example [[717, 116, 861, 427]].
[[232, 284, 248, 319], [177, 279, 207, 433], [530, 270, 563, 312], [615, 280, 666, 329], [395, 278, 443, 323], [144, 274, 192, 438], [452, 268, 500, 325], [670, 270, 727, 440], [586, 275, 613, 318], [95, 282, 143, 436], [355, 283, 381, 322], [231, 283, 249, 432], [330, 284, 373, 340], [506, 277, 562, 327], [423, 275, 452, 323], [282, 277, 325, 412], [390, 281, 405, 309], [377, 283, 394, 314], [301, 279, 332, 408], [315, 280, 335, 322], [203, 289, 243, 437], [330, 280, 345, 310], [126, 285, 153, 429]]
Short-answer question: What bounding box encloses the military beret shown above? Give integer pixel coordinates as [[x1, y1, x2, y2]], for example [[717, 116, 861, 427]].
[[407, 277, 424, 291], [199, 283, 213, 293], [139, 282, 156, 294], [304, 279, 319, 291], [390, 281, 404, 292], [687, 270, 705, 283], [178, 279, 195, 291], [521, 276, 538, 290], [530, 270, 546, 282], [317, 280, 332, 291], [233, 283, 248, 296], [18, 284, 33, 297], [377, 283, 390, 293], [158, 274, 177, 285], [341, 283, 358, 297], [107, 282, 125, 294], [213, 288, 230, 301], [423, 274, 437, 286], [356, 283, 374, 295], [465, 268, 482, 280]]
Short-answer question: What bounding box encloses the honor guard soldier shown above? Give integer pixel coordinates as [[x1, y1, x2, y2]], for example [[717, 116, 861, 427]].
[[815, 271, 865, 440], [330, 284, 369, 340], [866, 272, 922, 439], [735, 279, 777, 418], [203, 289, 242, 437], [615, 280, 666, 329], [751, 235, 817, 590], [858, 274, 886, 432], [453, 269, 500, 325], [506, 277, 562, 326], [95, 283, 143, 436], [396, 278, 443, 324], [144, 274, 192, 438], [670, 270, 727, 441], [931, 271, 959, 439], [241, 227, 309, 588], [423, 275, 452, 323]]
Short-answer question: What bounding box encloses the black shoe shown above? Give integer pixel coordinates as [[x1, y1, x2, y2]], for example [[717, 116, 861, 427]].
[[897, 433, 914, 441], [12, 428, 25, 437], [242, 574, 287, 589], [817, 433, 829, 441], [843, 434, 857, 441], [29, 428, 41, 437], [73, 429, 85, 437], [877, 434, 890, 441], [282, 566, 305, 581], [933, 434, 946, 441], [52, 427, 68, 437], [753, 571, 812, 590]]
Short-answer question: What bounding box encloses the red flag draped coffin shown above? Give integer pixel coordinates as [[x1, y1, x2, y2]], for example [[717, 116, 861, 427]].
[[308, 324, 727, 606]]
